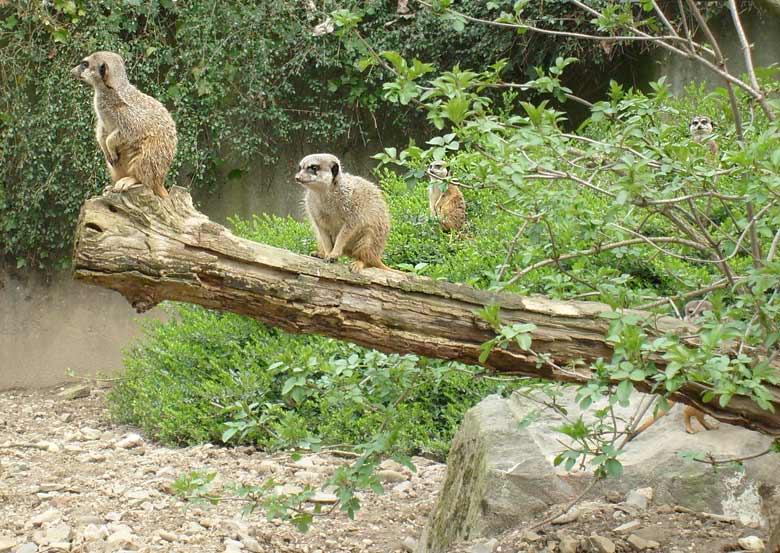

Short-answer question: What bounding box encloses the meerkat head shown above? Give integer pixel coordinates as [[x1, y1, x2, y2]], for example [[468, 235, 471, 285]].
[[427, 161, 449, 180], [295, 153, 341, 193], [689, 115, 715, 143], [683, 299, 713, 322], [71, 51, 128, 91]]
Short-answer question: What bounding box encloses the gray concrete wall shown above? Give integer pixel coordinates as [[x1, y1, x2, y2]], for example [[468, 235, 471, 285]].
[[0, 131, 405, 390], [648, 9, 780, 95]]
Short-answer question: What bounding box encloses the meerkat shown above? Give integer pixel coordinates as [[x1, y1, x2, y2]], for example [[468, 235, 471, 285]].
[[629, 299, 718, 440], [689, 115, 718, 156], [71, 51, 177, 198], [295, 153, 398, 273], [427, 161, 466, 232]]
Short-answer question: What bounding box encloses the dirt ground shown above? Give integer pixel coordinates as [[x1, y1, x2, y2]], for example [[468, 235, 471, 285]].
[[0, 387, 770, 553]]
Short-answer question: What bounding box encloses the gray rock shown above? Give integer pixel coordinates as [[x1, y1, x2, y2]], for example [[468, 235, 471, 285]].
[[551, 507, 579, 524], [13, 544, 37, 553], [416, 389, 780, 552], [416, 395, 579, 553], [587, 534, 616, 553], [158, 530, 177, 542], [57, 385, 90, 400], [627, 534, 660, 550], [631, 526, 673, 544]]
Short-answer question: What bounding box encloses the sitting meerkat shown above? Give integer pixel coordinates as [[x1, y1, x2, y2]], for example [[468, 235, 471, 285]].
[[629, 299, 718, 440], [427, 161, 466, 232], [295, 153, 398, 273], [72, 51, 177, 197], [689, 115, 718, 156]]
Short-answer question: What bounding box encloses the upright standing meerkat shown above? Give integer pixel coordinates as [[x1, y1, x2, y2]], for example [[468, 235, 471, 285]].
[[71, 51, 177, 197], [295, 153, 398, 273], [689, 115, 718, 156], [427, 161, 466, 232], [629, 299, 718, 440]]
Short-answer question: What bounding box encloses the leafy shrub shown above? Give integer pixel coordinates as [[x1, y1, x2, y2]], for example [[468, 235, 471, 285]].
[[111, 179, 525, 457]]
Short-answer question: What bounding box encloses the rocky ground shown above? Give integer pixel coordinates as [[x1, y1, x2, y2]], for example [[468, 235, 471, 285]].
[[0, 387, 771, 553]]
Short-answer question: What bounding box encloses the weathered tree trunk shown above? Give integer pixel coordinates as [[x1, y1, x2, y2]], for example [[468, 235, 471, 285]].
[[73, 186, 780, 436]]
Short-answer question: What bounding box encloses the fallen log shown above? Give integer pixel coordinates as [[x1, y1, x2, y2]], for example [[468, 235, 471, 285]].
[[72, 186, 780, 436]]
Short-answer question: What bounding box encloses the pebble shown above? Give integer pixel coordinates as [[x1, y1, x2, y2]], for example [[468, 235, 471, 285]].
[[625, 487, 653, 510], [241, 537, 263, 552], [376, 470, 407, 483], [81, 524, 109, 542], [552, 507, 580, 524], [558, 537, 578, 553], [57, 385, 90, 400], [613, 519, 642, 534], [14, 544, 38, 553], [257, 460, 279, 474], [587, 534, 616, 553], [627, 534, 660, 550], [737, 536, 765, 551], [393, 481, 413, 494], [401, 537, 417, 552], [81, 427, 102, 440], [0, 538, 16, 552], [158, 530, 177, 542], [468, 538, 498, 553], [30, 509, 60, 527], [308, 492, 338, 504], [115, 433, 143, 449], [44, 523, 72, 543], [224, 538, 243, 553]]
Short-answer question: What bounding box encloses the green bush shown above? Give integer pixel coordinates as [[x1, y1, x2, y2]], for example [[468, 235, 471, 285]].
[[111, 177, 525, 457]]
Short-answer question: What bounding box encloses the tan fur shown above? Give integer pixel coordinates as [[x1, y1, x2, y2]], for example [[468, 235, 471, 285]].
[[71, 51, 177, 198], [629, 299, 717, 440], [295, 154, 398, 273], [427, 161, 466, 232]]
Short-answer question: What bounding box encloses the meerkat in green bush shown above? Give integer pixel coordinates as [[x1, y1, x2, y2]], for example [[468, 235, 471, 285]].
[[295, 153, 399, 273], [630, 299, 718, 440], [427, 161, 466, 232], [72, 51, 177, 198], [689, 115, 718, 156]]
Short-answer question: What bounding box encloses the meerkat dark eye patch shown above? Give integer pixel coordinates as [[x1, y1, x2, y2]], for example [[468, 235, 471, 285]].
[[81, 60, 89, 69], [331, 163, 340, 178], [308, 165, 319, 174], [99, 62, 107, 79]]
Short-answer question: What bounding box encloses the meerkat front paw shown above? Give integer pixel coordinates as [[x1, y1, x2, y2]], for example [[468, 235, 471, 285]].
[[349, 260, 365, 273], [310, 250, 326, 258], [112, 176, 140, 192], [106, 149, 120, 166], [324, 253, 340, 263]]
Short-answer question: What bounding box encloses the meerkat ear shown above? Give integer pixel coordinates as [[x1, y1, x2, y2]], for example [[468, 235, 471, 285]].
[[331, 162, 340, 179], [100, 62, 118, 89]]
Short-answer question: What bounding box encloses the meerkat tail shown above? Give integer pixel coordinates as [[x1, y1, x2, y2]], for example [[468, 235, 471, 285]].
[[152, 183, 169, 198]]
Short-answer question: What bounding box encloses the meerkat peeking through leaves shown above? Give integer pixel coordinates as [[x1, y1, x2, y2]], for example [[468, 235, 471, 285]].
[[427, 161, 466, 232], [689, 115, 718, 156], [295, 153, 399, 273], [72, 51, 177, 198], [628, 299, 718, 441]]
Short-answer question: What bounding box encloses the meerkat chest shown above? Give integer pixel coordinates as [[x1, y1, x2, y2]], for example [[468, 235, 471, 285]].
[[94, 93, 120, 131], [306, 188, 354, 232]]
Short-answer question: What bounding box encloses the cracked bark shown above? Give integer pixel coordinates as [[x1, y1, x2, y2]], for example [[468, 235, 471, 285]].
[[72, 186, 780, 436]]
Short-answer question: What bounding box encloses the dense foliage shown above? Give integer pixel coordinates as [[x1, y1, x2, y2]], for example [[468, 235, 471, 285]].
[[0, 0, 653, 268]]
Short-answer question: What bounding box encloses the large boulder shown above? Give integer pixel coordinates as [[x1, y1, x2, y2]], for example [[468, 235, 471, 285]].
[[417, 389, 780, 553]]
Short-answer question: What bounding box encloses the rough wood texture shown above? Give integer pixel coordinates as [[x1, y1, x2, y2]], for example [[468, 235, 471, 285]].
[[73, 186, 780, 435]]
